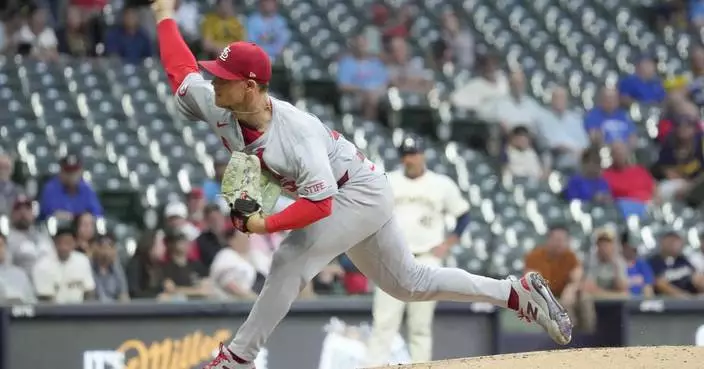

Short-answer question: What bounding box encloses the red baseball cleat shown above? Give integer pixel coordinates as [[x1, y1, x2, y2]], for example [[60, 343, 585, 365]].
[[204, 343, 255, 369]]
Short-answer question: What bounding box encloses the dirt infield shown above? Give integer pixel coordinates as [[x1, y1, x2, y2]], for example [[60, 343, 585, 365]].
[[379, 346, 704, 369]]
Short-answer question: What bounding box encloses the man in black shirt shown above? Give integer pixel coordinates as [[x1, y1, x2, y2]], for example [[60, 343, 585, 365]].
[[195, 204, 227, 268], [159, 231, 208, 300]]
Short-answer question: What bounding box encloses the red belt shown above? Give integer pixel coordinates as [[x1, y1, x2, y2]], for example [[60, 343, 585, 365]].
[[337, 170, 349, 188]]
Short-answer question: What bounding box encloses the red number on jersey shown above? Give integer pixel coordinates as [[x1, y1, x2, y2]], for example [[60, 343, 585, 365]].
[[221, 136, 232, 152]]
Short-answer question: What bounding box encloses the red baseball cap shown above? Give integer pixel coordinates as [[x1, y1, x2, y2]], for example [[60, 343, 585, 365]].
[[199, 42, 272, 85]]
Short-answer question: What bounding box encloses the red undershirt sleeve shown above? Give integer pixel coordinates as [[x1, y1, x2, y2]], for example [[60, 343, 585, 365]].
[[156, 19, 199, 93], [264, 197, 333, 233]]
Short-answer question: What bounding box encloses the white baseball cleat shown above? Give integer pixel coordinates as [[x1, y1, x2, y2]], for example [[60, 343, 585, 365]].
[[203, 343, 256, 369], [510, 271, 572, 345]]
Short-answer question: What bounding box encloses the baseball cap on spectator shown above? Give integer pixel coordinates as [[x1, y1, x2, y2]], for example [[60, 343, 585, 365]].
[[199, 42, 272, 84], [164, 202, 188, 219], [53, 226, 75, 238], [12, 195, 32, 210], [398, 135, 425, 156], [595, 227, 616, 243], [60, 154, 82, 172], [189, 188, 204, 199]]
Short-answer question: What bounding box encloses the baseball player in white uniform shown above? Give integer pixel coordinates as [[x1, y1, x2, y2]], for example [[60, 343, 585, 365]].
[[365, 135, 470, 365], [150, 1, 572, 368]]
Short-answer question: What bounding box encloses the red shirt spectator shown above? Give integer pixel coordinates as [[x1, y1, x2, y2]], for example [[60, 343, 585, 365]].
[[603, 143, 655, 202], [71, 0, 107, 10]]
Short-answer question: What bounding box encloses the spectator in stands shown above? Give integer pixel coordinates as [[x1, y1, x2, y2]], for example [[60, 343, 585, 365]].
[[0, 233, 36, 304], [502, 126, 546, 180], [524, 224, 595, 332], [386, 37, 433, 94], [209, 229, 265, 300], [450, 51, 509, 119], [657, 95, 702, 142], [656, 114, 704, 201], [339, 253, 369, 295], [362, 3, 387, 56], [73, 212, 96, 256], [691, 0, 704, 29], [173, 0, 200, 43], [690, 231, 704, 273], [564, 150, 611, 203], [201, 0, 244, 59], [32, 227, 95, 303], [195, 204, 227, 268], [0, 153, 23, 216], [621, 231, 655, 297], [6, 195, 55, 274], [163, 201, 201, 242], [56, 5, 96, 57], [126, 231, 163, 299], [618, 54, 665, 106], [158, 231, 209, 301], [381, 3, 412, 41], [688, 45, 704, 107], [439, 10, 474, 70], [336, 34, 389, 120], [38, 154, 103, 221], [603, 142, 656, 218], [582, 227, 629, 298], [312, 262, 345, 295], [92, 233, 129, 302], [648, 229, 704, 297], [187, 188, 206, 229], [584, 87, 637, 147], [13, 6, 58, 61], [70, 0, 107, 15], [538, 86, 589, 170], [104, 6, 153, 64], [489, 69, 544, 135], [246, 0, 290, 62], [203, 153, 228, 204]]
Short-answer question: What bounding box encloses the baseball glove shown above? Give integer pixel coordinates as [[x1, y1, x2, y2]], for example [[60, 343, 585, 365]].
[[220, 151, 281, 232]]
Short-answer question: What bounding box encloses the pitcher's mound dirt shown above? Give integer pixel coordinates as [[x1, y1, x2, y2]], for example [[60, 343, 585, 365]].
[[379, 346, 704, 369]]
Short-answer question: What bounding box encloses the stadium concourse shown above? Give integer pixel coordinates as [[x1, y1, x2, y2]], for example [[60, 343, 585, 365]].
[[2, 0, 704, 366]]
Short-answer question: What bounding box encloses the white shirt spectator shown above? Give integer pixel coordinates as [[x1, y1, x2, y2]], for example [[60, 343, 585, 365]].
[[490, 95, 545, 133], [32, 251, 95, 304], [174, 0, 200, 40], [0, 264, 36, 304], [505, 146, 543, 179], [6, 226, 55, 274], [210, 248, 269, 299], [387, 169, 469, 254], [538, 109, 589, 151], [450, 73, 509, 120], [14, 24, 57, 56]]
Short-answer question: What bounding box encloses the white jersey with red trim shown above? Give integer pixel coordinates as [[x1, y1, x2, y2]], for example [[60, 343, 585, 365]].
[[174, 72, 380, 200]]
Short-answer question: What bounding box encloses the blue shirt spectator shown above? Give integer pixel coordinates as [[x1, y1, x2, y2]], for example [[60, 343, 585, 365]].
[[247, 0, 290, 62], [565, 150, 611, 202], [657, 124, 704, 180], [565, 175, 610, 202], [38, 155, 103, 221], [104, 7, 153, 64], [617, 56, 665, 104], [584, 107, 636, 145], [627, 258, 655, 296], [337, 54, 389, 91]]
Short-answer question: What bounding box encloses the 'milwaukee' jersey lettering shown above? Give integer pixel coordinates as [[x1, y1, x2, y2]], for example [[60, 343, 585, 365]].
[[174, 73, 380, 201]]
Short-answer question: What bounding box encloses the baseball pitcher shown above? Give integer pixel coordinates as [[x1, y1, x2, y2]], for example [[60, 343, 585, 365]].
[[150, 0, 573, 368], [365, 135, 470, 365]]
